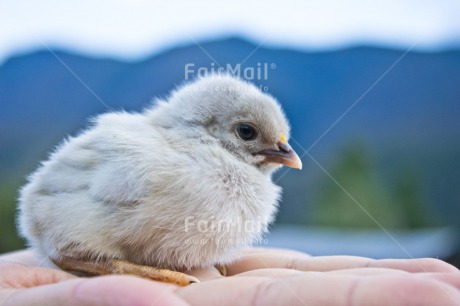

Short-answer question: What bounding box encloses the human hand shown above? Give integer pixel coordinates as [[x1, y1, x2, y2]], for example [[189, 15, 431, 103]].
[[0, 250, 186, 306], [1, 248, 459, 305]]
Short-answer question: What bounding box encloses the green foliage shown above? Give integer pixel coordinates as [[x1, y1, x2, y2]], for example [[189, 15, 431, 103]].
[[0, 182, 25, 253], [311, 143, 435, 229], [394, 171, 433, 228]]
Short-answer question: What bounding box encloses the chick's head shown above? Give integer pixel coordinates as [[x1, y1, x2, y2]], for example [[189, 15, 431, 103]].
[[150, 75, 302, 174]]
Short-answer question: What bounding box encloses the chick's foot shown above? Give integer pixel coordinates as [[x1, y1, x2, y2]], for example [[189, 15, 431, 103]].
[[51, 256, 199, 286]]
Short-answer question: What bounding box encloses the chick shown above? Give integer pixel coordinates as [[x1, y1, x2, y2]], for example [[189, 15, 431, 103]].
[[17, 75, 302, 285]]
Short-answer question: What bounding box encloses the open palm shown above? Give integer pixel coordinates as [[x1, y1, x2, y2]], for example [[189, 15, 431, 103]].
[[1, 248, 459, 305]]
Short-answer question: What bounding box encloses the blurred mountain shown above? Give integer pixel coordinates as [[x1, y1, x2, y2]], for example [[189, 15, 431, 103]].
[[1, 37, 459, 231]]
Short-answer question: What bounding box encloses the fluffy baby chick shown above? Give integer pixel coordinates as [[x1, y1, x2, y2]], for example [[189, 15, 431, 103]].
[[18, 75, 302, 285]]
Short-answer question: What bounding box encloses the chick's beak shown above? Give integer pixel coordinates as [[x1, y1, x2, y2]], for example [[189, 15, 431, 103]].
[[255, 134, 303, 169]]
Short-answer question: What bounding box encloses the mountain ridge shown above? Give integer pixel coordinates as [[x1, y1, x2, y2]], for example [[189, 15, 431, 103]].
[[1, 37, 459, 226]]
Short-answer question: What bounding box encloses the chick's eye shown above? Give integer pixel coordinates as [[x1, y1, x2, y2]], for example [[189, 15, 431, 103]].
[[237, 123, 257, 141]]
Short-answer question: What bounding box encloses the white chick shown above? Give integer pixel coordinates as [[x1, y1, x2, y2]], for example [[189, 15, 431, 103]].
[[17, 75, 302, 285]]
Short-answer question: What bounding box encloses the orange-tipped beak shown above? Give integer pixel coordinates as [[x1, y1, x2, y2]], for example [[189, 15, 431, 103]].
[[254, 133, 302, 169]]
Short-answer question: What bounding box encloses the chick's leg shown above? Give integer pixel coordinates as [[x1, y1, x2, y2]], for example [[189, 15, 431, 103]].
[[51, 256, 199, 286]]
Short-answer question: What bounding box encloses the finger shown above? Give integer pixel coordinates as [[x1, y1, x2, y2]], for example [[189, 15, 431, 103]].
[[234, 268, 304, 278], [417, 273, 460, 290], [177, 273, 460, 306], [236, 267, 460, 293], [226, 252, 458, 276], [226, 252, 311, 275], [348, 275, 460, 306], [369, 258, 459, 273], [0, 262, 76, 288], [235, 267, 414, 279], [232, 267, 408, 280], [226, 247, 310, 276], [244, 248, 311, 258], [3, 275, 189, 306], [226, 253, 374, 275], [329, 267, 410, 276], [329, 269, 460, 291], [330, 257, 458, 273], [237, 268, 460, 289]]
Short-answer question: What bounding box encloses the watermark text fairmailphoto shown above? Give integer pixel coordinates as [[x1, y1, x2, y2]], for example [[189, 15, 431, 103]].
[[185, 62, 275, 80]]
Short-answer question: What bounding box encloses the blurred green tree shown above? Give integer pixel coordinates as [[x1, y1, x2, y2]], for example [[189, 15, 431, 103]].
[[311, 143, 432, 229], [0, 182, 25, 253], [394, 171, 435, 228]]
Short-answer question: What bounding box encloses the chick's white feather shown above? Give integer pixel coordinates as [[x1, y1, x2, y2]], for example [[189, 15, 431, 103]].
[[18, 75, 291, 270]]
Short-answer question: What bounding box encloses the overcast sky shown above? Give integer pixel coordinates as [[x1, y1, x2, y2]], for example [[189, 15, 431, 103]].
[[1, 0, 460, 64]]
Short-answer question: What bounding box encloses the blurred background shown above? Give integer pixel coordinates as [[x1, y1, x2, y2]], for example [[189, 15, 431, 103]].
[[1, 0, 459, 267]]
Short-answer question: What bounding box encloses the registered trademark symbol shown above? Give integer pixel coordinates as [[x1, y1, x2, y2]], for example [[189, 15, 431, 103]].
[[270, 63, 276, 69]]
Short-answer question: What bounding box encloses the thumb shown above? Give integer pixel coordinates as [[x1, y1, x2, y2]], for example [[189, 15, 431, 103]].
[[3, 275, 189, 306]]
